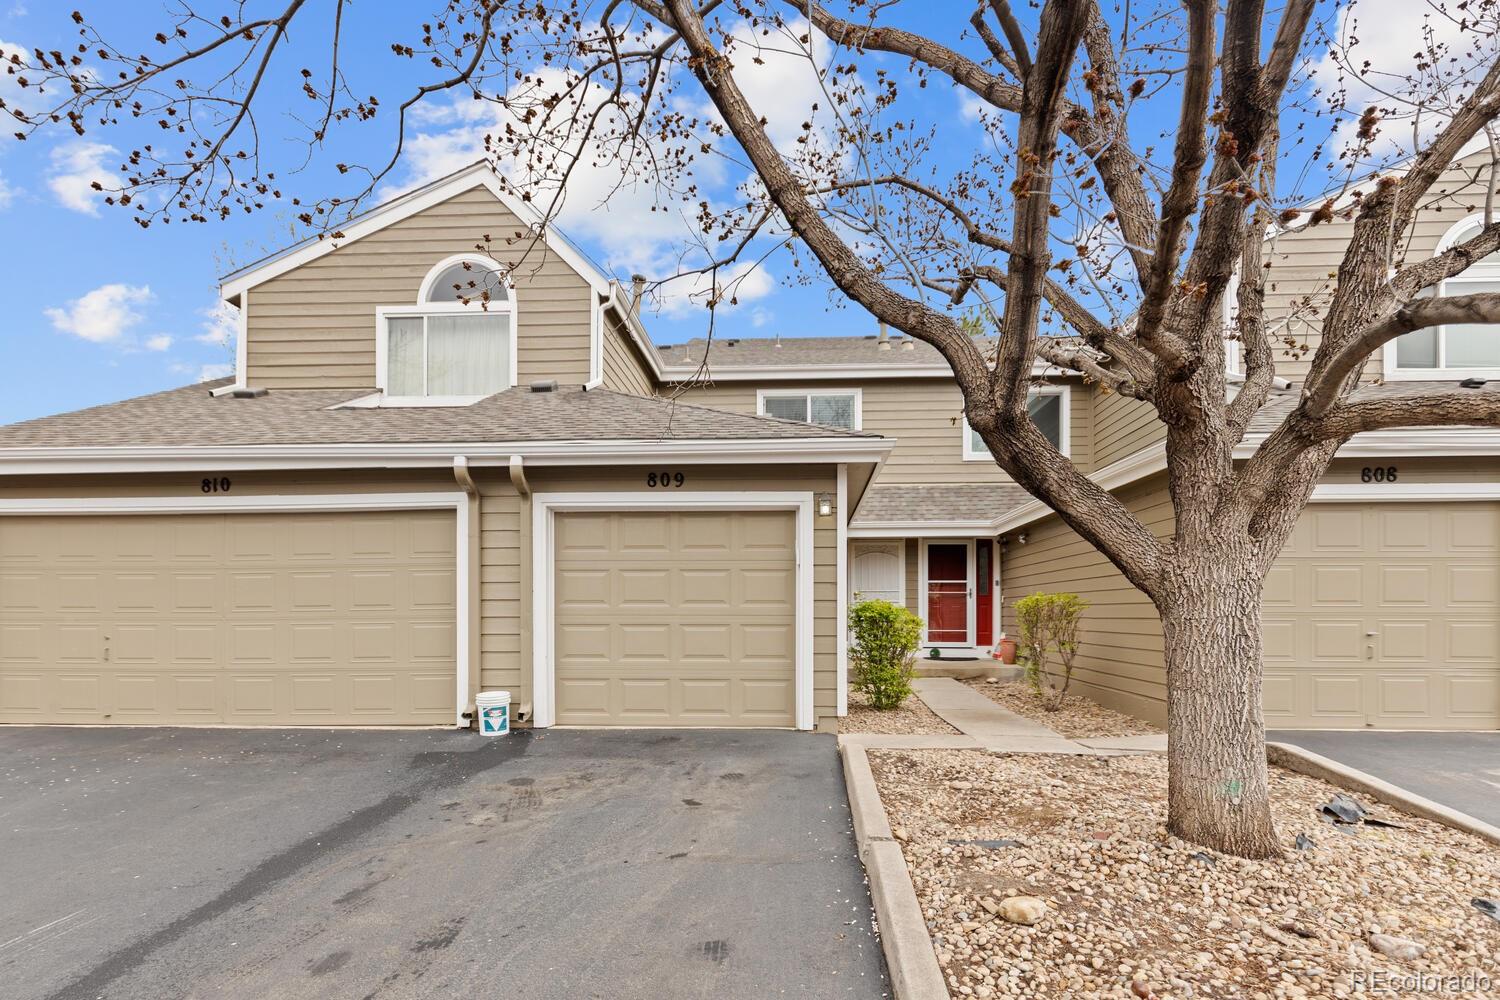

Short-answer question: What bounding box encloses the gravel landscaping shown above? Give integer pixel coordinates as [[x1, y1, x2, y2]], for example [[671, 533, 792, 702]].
[[869, 748, 1500, 999], [840, 687, 959, 735], [963, 679, 1160, 739]]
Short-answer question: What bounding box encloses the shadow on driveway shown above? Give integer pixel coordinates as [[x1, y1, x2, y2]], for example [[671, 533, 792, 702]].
[[0, 727, 888, 1000], [1270, 729, 1500, 828]]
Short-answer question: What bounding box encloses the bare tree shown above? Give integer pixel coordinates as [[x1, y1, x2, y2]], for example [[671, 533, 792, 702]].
[[9, 0, 1500, 857]]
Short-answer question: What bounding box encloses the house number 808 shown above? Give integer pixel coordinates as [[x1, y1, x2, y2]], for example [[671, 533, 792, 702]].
[[201, 477, 232, 493]]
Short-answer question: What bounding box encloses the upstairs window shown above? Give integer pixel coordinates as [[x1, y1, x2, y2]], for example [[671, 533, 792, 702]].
[[1391, 215, 1500, 377], [757, 389, 861, 430], [376, 255, 516, 405], [964, 386, 1069, 459]]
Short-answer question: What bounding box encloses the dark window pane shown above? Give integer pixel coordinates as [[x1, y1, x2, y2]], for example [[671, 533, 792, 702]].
[[1028, 392, 1063, 450]]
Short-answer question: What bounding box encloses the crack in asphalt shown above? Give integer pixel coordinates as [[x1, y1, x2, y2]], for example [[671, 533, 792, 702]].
[[42, 734, 532, 1000]]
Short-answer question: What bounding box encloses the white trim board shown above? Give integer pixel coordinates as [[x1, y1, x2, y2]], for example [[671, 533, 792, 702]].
[[0, 437, 894, 475], [0, 491, 472, 728], [530, 492, 818, 731], [1311, 482, 1500, 502], [836, 464, 849, 718]]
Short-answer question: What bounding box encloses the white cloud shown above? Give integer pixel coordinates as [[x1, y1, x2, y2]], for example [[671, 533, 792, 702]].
[[1308, 0, 1500, 159], [388, 16, 843, 318], [196, 299, 239, 347], [47, 141, 116, 215], [0, 169, 13, 210], [197, 363, 233, 381], [45, 283, 153, 343], [145, 334, 172, 351], [0, 37, 42, 119]]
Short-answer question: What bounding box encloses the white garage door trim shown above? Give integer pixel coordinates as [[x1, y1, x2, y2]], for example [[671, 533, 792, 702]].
[[0, 491, 471, 727], [532, 492, 816, 731], [1313, 483, 1500, 502]]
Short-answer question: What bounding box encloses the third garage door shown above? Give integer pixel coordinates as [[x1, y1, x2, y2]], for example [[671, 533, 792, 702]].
[[1262, 501, 1500, 729], [553, 510, 797, 727]]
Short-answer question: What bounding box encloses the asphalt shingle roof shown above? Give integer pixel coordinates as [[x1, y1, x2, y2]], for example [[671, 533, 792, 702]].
[[1242, 380, 1500, 434], [0, 380, 879, 449], [657, 334, 998, 369], [852, 482, 1033, 525]]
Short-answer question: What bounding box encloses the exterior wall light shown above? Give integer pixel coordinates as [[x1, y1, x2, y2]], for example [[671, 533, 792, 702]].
[[817, 494, 834, 517]]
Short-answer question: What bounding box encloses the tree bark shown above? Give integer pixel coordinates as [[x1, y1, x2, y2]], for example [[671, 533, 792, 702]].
[[1159, 551, 1283, 858]]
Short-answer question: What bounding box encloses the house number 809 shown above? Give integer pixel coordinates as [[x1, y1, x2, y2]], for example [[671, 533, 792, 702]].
[[646, 472, 684, 488], [201, 477, 232, 493]]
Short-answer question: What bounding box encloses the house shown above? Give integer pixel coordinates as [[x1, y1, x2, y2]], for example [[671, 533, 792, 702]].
[[2, 153, 1498, 734], [0, 162, 891, 732]]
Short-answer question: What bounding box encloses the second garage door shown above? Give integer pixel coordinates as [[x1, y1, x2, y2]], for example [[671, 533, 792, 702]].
[[553, 509, 797, 726], [0, 509, 457, 726], [1263, 501, 1500, 729]]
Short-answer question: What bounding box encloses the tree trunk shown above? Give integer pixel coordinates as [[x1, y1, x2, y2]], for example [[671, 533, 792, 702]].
[[1160, 555, 1283, 858]]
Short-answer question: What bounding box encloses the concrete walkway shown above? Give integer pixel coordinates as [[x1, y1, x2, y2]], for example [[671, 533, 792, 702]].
[[908, 678, 1097, 753]]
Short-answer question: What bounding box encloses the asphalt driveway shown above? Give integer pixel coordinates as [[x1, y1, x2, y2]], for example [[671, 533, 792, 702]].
[[1270, 730, 1500, 827], [0, 727, 888, 1000]]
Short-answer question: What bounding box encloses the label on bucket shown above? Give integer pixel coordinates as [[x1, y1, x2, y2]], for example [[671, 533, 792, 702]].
[[480, 703, 509, 735]]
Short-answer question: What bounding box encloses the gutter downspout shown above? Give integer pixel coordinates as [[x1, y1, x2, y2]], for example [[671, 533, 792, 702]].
[[453, 456, 482, 725]]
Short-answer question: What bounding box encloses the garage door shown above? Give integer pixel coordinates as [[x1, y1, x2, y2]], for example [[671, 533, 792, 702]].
[[553, 510, 796, 726], [1263, 502, 1500, 729], [0, 510, 457, 725]]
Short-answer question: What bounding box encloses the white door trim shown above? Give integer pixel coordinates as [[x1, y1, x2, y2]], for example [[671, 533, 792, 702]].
[[530, 491, 817, 731], [0, 491, 472, 728], [836, 465, 849, 718], [918, 537, 975, 648]]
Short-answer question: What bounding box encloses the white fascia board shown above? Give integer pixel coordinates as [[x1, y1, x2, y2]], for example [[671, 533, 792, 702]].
[[848, 521, 995, 538], [603, 286, 667, 382], [1234, 427, 1500, 458], [0, 436, 893, 475], [220, 163, 612, 300], [658, 361, 1061, 382]]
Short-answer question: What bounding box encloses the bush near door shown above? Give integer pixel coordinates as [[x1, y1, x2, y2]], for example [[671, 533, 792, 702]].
[[1014, 592, 1089, 712], [848, 598, 923, 710]]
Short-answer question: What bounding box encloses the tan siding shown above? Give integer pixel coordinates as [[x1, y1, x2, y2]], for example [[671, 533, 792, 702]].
[[245, 185, 595, 389], [601, 311, 656, 396], [1091, 384, 1165, 469], [1000, 475, 1173, 725], [1258, 149, 1498, 382], [675, 377, 1089, 484]]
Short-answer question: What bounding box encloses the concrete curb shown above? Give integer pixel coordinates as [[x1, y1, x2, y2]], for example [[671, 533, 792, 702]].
[[1267, 741, 1500, 848], [841, 744, 951, 1000]]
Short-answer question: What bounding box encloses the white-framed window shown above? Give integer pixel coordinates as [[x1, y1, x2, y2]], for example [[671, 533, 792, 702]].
[[1389, 213, 1500, 380], [373, 254, 518, 406], [964, 386, 1070, 459], [756, 388, 862, 430]]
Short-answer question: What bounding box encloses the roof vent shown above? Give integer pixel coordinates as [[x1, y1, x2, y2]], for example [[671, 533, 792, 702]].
[[529, 379, 558, 393], [877, 321, 891, 350], [229, 386, 269, 399], [901, 338, 915, 350], [724, 339, 739, 347]]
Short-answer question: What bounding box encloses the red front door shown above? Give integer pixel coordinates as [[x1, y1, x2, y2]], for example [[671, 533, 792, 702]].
[[976, 539, 994, 647], [926, 542, 970, 644]]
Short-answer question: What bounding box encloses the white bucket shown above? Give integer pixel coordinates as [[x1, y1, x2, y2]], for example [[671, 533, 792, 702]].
[[476, 690, 511, 736]]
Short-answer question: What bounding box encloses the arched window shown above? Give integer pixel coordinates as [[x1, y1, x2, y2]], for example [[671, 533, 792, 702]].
[[376, 255, 517, 404], [1392, 215, 1500, 376]]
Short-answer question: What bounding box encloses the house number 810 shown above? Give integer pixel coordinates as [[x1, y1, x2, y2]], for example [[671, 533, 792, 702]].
[[201, 477, 232, 493]]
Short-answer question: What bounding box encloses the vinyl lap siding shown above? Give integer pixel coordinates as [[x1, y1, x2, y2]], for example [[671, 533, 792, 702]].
[[244, 185, 594, 389], [1000, 475, 1172, 725], [601, 312, 656, 396], [674, 378, 1091, 481], [1091, 386, 1164, 469]]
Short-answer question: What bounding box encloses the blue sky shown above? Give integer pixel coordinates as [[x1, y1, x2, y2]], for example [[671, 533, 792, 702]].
[[0, 0, 1416, 425]]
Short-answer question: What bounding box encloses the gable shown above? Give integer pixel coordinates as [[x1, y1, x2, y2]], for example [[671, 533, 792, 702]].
[[239, 182, 601, 390]]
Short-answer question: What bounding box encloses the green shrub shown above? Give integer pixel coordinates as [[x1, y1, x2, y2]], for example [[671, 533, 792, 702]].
[[847, 598, 923, 710], [1013, 591, 1089, 711]]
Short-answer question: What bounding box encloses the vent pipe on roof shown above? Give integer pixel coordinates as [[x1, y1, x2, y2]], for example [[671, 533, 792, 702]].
[[877, 321, 891, 350], [630, 274, 646, 318], [901, 338, 915, 350]]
